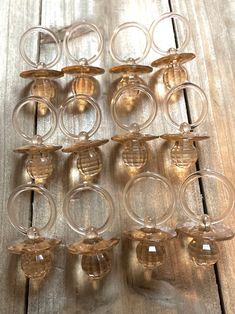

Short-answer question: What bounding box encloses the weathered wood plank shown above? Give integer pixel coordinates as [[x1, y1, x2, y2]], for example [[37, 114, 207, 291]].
[[0, 0, 41, 313], [171, 0, 235, 313], [22, 1, 224, 314], [3, 0, 234, 313]]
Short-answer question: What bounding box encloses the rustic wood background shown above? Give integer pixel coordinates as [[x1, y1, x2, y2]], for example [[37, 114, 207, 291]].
[[0, 0, 234, 313]]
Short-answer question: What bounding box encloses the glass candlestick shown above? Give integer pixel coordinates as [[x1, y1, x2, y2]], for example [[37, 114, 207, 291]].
[[123, 172, 176, 271], [109, 22, 152, 111], [177, 170, 235, 266], [12, 96, 61, 185], [63, 22, 104, 111], [19, 26, 63, 115], [7, 184, 61, 279], [111, 84, 158, 173], [150, 13, 195, 89], [161, 82, 209, 169], [63, 182, 119, 280], [59, 95, 108, 179]]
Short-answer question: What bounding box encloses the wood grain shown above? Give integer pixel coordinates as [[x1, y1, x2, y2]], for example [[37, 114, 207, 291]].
[[1, 0, 234, 313], [0, 1, 41, 313], [171, 1, 235, 313]]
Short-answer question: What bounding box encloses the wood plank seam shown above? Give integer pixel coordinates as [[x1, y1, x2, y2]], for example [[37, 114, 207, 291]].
[[24, 1, 43, 313], [169, 1, 228, 313]]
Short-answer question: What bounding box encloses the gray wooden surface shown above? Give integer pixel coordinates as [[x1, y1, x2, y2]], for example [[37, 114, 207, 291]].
[[0, 0, 234, 313]]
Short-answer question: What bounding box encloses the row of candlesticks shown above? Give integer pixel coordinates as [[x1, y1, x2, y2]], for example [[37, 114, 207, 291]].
[[7, 13, 234, 283]]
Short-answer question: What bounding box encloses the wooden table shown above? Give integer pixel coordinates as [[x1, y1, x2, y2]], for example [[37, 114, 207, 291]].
[[0, 0, 234, 313]]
